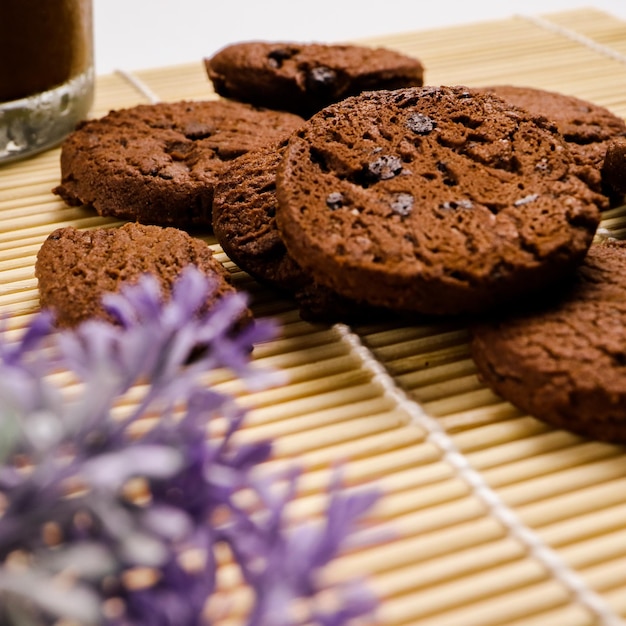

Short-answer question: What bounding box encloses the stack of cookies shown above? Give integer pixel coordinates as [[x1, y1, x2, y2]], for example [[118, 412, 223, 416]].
[[42, 39, 626, 442], [41, 41, 427, 326]]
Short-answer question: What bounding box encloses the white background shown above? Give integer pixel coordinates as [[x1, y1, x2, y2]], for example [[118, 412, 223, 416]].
[[93, 1, 626, 75]]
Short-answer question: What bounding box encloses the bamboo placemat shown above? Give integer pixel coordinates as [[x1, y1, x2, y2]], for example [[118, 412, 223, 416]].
[[3, 7, 626, 625]]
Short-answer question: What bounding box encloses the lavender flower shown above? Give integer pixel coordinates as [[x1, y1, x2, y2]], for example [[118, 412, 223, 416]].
[[226, 467, 381, 626], [0, 267, 380, 625]]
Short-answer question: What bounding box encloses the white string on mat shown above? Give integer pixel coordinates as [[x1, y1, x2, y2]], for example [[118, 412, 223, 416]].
[[114, 69, 161, 104], [334, 323, 626, 626], [520, 13, 626, 66]]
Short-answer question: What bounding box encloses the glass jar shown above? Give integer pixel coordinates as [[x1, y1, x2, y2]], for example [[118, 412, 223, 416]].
[[0, 0, 94, 164]]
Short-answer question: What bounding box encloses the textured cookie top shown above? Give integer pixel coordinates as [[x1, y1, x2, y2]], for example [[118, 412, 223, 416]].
[[205, 41, 424, 117], [53, 100, 304, 227], [35, 223, 241, 328], [470, 240, 626, 442], [483, 85, 626, 193], [275, 86, 606, 316]]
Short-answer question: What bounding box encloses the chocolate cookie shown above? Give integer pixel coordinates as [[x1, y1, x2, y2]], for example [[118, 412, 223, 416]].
[[275, 86, 606, 316], [53, 100, 304, 227], [212, 141, 382, 322], [204, 41, 424, 117], [602, 137, 626, 202], [35, 223, 244, 328], [470, 239, 626, 443], [482, 85, 626, 197]]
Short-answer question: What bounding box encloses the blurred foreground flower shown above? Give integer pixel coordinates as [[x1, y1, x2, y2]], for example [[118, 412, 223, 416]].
[[0, 267, 380, 625]]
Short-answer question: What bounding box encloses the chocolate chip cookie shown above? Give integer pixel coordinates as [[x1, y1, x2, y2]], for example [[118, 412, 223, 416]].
[[275, 86, 606, 316], [35, 223, 243, 328], [53, 100, 304, 227], [470, 239, 626, 443], [204, 41, 424, 117]]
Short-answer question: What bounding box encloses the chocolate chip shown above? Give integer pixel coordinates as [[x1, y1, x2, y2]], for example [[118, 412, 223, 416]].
[[368, 155, 403, 180], [267, 48, 295, 69], [406, 113, 436, 135], [390, 193, 414, 216], [306, 66, 338, 92], [326, 191, 344, 210]]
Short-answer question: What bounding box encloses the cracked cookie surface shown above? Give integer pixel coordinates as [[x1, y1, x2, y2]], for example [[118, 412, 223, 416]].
[[470, 240, 626, 443], [35, 223, 243, 327], [483, 85, 626, 199], [275, 86, 606, 316], [53, 100, 303, 227]]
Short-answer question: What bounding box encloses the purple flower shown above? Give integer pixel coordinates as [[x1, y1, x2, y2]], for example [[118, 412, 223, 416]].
[[0, 266, 380, 626], [225, 468, 381, 626]]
